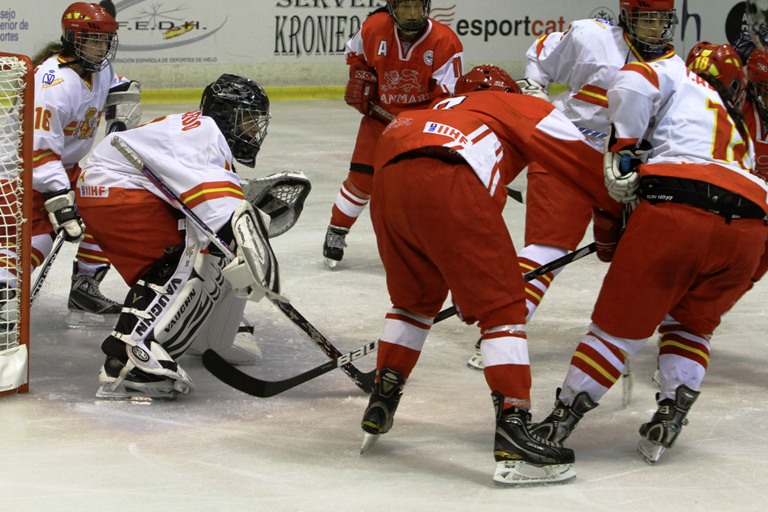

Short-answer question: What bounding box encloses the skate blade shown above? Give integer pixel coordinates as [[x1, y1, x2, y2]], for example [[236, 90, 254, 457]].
[[466, 352, 484, 370], [493, 461, 576, 486], [95, 384, 181, 401], [66, 310, 118, 327], [637, 438, 666, 464], [323, 257, 338, 270], [360, 432, 380, 454]]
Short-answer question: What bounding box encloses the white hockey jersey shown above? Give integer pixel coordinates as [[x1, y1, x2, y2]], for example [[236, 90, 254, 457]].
[[608, 58, 767, 209], [79, 111, 243, 245], [525, 18, 679, 150], [33, 54, 128, 194]]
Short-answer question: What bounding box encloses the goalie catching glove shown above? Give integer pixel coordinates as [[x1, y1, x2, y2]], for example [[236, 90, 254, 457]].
[[43, 189, 85, 242], [106, 80, 142, 134], [221, 201, 281, 302], [515, 78, 549, 101], [241, 171, 312, 237], [603, 138, 652, 204], [344, 66, 378, 115]]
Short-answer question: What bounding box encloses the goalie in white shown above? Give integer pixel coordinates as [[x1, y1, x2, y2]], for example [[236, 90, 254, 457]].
[[77, 74, 308, 399]]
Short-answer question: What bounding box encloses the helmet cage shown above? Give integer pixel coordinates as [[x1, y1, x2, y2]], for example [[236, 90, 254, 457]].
[[61, 2, 118, 72], [455, 65, 520, 95], [201, 74, 271, 168], [387, 0, 431, 34], [748, 50, 768, 120], [620, 7, 678, 55]]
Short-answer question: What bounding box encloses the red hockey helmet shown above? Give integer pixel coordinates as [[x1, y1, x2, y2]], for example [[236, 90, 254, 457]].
[[61, 2, 118, 72], [748, 49, 768, 119], [619, 0, 678, 56], [686, 42, 748, 110], [455, 65, 520, 95]]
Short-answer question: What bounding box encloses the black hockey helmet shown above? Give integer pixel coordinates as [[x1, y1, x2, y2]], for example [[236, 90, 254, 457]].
[[200, 74, 271, 167], [387, 0, 430, 35]]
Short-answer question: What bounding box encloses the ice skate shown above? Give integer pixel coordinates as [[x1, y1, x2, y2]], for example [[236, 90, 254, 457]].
[[492, 391, 576, 486], [67, 263, 121, 325], [637, 385, 699, 464], [466, 337, 483, 370], [96, 356, 193, 400], [360, 368, 405, 453], [323, 225, 349, 269], [531, 389, 598, 443]]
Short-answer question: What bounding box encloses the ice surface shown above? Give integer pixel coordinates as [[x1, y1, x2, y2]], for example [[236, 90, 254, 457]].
[[4, 100, 767, 511]]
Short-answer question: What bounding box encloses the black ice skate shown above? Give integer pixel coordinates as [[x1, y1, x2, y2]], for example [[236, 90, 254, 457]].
[[492, 391, 576, 486], [360, 367, 405, 453], [67, 263, 121, 325], [323, 225, 349, 269], [531, 388, 598, 443], [637, 385, 700, 464]]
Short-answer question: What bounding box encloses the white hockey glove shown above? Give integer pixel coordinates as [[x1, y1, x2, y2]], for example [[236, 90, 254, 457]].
[[43, 190, 85, 242], [241, 171, 312, 238], [515, 78, 549, 101], [221, 201, 281, 302], [106, 80, 142, 134], [603, 140, 652, 203]]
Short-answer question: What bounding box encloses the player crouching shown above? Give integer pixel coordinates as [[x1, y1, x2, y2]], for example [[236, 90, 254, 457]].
[[76, 74, 300, 399]]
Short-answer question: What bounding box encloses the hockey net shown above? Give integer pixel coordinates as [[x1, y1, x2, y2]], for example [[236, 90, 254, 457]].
[[0, 52, 32, 395]]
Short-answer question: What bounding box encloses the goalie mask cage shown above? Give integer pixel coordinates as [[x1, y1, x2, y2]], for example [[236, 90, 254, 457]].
[[0, 52, 32, 395]]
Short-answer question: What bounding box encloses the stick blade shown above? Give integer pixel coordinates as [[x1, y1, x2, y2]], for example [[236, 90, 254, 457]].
[[202, 349, 273, 397]]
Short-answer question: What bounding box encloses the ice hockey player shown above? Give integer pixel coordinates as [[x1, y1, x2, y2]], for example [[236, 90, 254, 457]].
[[532, 43, 766, 466], [77, 74, 280, 399], [322, 0, 463, 268], [356, 64, 640, 486], [467, 0, 681, 369], [22, 2, 142, 324]]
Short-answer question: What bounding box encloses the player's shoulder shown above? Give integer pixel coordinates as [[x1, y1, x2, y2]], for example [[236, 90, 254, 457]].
[[565, 17, 621, 39]]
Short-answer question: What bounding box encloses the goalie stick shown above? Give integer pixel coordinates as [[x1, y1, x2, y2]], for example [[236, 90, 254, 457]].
[[30, 232, 65, 306], [368, 101, 525, 204], [203, 241, 598, 397], [110, 136, 375, 394]]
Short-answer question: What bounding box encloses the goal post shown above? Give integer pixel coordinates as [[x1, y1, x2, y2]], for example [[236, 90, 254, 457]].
[[0, 52, 33, 395]]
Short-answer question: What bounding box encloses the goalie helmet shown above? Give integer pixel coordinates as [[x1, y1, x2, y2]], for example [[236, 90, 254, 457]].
[[387, 0, 430, 35], [201, 74, 271, 168], [61, 2, 118, 72], [454, 65, 521, 95], [686, 42, 748, 110], [748, 49, 768, 121], [619, 0, 678, 56]]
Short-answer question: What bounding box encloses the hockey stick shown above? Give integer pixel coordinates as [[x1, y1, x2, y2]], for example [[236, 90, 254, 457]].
[[368, 101, 525, 204], [30, 231, 66, 306], [110, 136, 375, 393], [203, 242, 598, 397]]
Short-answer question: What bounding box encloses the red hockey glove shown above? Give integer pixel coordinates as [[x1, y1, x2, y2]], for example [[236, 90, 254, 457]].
[[344, 67, 377, 115], [592, 208, 622, 262]]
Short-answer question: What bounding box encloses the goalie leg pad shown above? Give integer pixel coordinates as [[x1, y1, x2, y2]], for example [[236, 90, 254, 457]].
[[222, 201, 281, 302]]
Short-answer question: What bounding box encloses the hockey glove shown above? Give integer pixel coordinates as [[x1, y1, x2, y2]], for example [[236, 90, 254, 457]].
[[43, 190, 85, 242], [603, 140, 652, 203], [592, 208, 622, 262], [344, 67, 378, 115], [515, 78, 549, 101], [106, 80, 142, 134]]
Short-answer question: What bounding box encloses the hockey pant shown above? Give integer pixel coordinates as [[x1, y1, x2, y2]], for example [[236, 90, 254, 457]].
[[371, 158, 531, 401]]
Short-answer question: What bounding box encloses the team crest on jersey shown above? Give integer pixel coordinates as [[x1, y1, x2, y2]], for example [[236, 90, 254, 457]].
[[41, 70, 64, 88], [72, 108, 100, 140], [423, 50, 434, 66], [379, 69, 430, 105]]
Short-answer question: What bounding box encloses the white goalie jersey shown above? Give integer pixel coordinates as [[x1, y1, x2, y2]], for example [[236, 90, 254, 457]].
[[79, 111, 244, 245]]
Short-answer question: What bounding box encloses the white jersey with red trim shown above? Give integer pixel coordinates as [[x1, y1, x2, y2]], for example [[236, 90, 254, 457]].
[[79, 111, 243, 242], [524, 18, 679, 150], [33, 54, 129, 194], [346, 11, 464, 116], [608, 58, 767, 208]]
